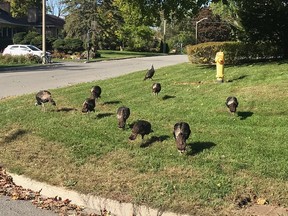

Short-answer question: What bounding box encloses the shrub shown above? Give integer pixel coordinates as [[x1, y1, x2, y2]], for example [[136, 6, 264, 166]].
[[12, 32, 27, 44], [186, 41, 283, 64], [0, 54, 41, 64], [53, 38, 84, 54]]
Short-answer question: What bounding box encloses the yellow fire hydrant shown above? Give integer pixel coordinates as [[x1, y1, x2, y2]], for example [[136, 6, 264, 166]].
[[215, 51, 224, 83]]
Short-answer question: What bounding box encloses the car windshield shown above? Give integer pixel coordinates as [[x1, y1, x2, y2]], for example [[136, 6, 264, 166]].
[[27, 45, 41, 51]]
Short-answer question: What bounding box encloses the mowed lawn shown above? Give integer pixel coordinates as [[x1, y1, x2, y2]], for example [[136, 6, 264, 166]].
[[0, 60, 288, 215]]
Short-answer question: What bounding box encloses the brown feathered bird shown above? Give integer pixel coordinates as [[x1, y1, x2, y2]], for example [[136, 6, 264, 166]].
[[35, 90, 56, 111], [225, 96, 238, 114], [91, 85, 101, 99], [152, 83, 161, 95], [82, 90, 98, 113], [173, 122, 191, 154], [144, 65, 155, 81], [129, 120, 153, 141], [117, 106, 130, 129]]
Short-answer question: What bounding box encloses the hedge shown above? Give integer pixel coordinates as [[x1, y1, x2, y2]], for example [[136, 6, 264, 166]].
[[186, 41, 283, 65]]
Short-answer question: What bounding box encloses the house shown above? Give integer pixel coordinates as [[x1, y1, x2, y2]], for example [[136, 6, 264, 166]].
[[0, 2, 65, 51]]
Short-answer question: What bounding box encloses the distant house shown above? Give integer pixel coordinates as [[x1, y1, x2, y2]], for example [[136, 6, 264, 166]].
[[0, 2, 65, 50]]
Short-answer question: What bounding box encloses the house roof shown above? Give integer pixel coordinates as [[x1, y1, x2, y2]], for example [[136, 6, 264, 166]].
[[0, 9, 29, 26], [0, 9, 65, 28]]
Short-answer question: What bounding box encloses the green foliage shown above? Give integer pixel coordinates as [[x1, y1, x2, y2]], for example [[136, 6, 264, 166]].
[[52, 38, 84, 54], [237, 0, 288, 56], [0, 54, 41, 64], [52, 39, 66, 52], [12, 32, 27, 44], [186, 41, 283, 64], [122, 0, 209, 23], [9, 0, 42, 18], [210, 0, 288, 57], [11, 31, 54, 51]]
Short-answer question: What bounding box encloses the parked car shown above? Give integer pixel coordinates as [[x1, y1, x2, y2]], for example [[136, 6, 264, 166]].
[[2, 44, 52, 62]]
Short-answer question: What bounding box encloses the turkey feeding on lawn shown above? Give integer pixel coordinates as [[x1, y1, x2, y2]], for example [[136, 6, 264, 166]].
[[225, 96, 239, 114], [152, 83, 161, 95], [173, 122, 191, 154], [143, 65, 155, 80], [117, 106, 130, 129], [35, 90, 56, 111], [82, 89, 98, 113], [129, 120, 153, 141], [91, 85, 102, 99]]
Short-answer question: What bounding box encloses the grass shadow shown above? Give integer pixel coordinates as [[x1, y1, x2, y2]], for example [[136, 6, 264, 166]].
[[162, 95, 176, 100], [226, 75, 248, 82], [186, 141, 216, 156], [140, 135, 170, 148], [102, 100, 121, 105], [55, 107, 78, 112], [237, 111, 253, 120], [1, 129, 28, 144], [95, 113, 114, 119]]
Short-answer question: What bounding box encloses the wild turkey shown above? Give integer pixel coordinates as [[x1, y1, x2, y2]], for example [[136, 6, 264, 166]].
[[143, 65, 155, 81], [226, 96, 238, 114], [173, 122, 191, 153], [152, 83, 161, 95], [129, 120, 152, 141], [91, 85, 101, 99], [82, 92, 97, 113], [117, 106, 130, 129], [35, 90, 56, 111]]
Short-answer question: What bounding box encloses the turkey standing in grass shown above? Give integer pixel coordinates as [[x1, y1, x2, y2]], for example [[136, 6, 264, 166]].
[[173, 122, 191, 154], [35, 90, 56, 111], [143, 65, 155, 80], [152, 83, 161, 95], [91, 85, 101, 99], [226, 96, 238, 114], [82, 91, 97, 113], [117, 106, 130, 129], [129, 120, 152, 141]]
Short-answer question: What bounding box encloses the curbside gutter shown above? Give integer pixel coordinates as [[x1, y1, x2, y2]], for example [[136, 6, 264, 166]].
[[9, 173, 189, 216]]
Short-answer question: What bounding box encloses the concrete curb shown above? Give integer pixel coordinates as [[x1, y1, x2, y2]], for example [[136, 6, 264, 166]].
[[9, 173, 189, 216]]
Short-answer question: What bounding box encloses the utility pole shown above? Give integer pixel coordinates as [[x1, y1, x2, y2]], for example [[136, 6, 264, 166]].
[[42, 0, 46, 64], [163, 19, 166, 53]]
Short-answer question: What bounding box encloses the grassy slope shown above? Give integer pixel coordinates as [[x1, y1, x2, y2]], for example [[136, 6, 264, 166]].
[[0, 61, 288, 215]]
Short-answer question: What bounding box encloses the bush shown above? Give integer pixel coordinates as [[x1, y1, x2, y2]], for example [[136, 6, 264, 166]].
[[53, 38, 84, 54], [186, 41, 283, 64], [12, 32, 27, 44], [0, 54, 41, 64]]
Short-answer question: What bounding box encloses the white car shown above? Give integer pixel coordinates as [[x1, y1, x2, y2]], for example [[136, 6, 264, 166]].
[[3, 44, 51, 62]]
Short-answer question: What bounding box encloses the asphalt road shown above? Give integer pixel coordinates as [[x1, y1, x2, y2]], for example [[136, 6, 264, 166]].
[[0, 55, 188, 216], [0, 55, 188, 99]]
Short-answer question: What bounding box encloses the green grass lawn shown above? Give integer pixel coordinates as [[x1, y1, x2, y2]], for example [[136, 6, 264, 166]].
[[0, 60, 288, 215]]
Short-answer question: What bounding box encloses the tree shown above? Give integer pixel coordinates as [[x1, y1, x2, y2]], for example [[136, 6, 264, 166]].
[[7, 0, 42, 18], [124, 0, 210, 24], [63, 0, 123, 50], [238, 0, 288, 48], [210, 0, 288, 56], [194, 8, 232, 44], [46, 0, 67, 17], [114, 0, 155, 51]]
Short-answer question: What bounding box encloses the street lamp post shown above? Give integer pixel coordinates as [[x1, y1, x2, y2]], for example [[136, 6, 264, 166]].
[[195, 17, 208, 44], [42, 0, 46, 64]]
